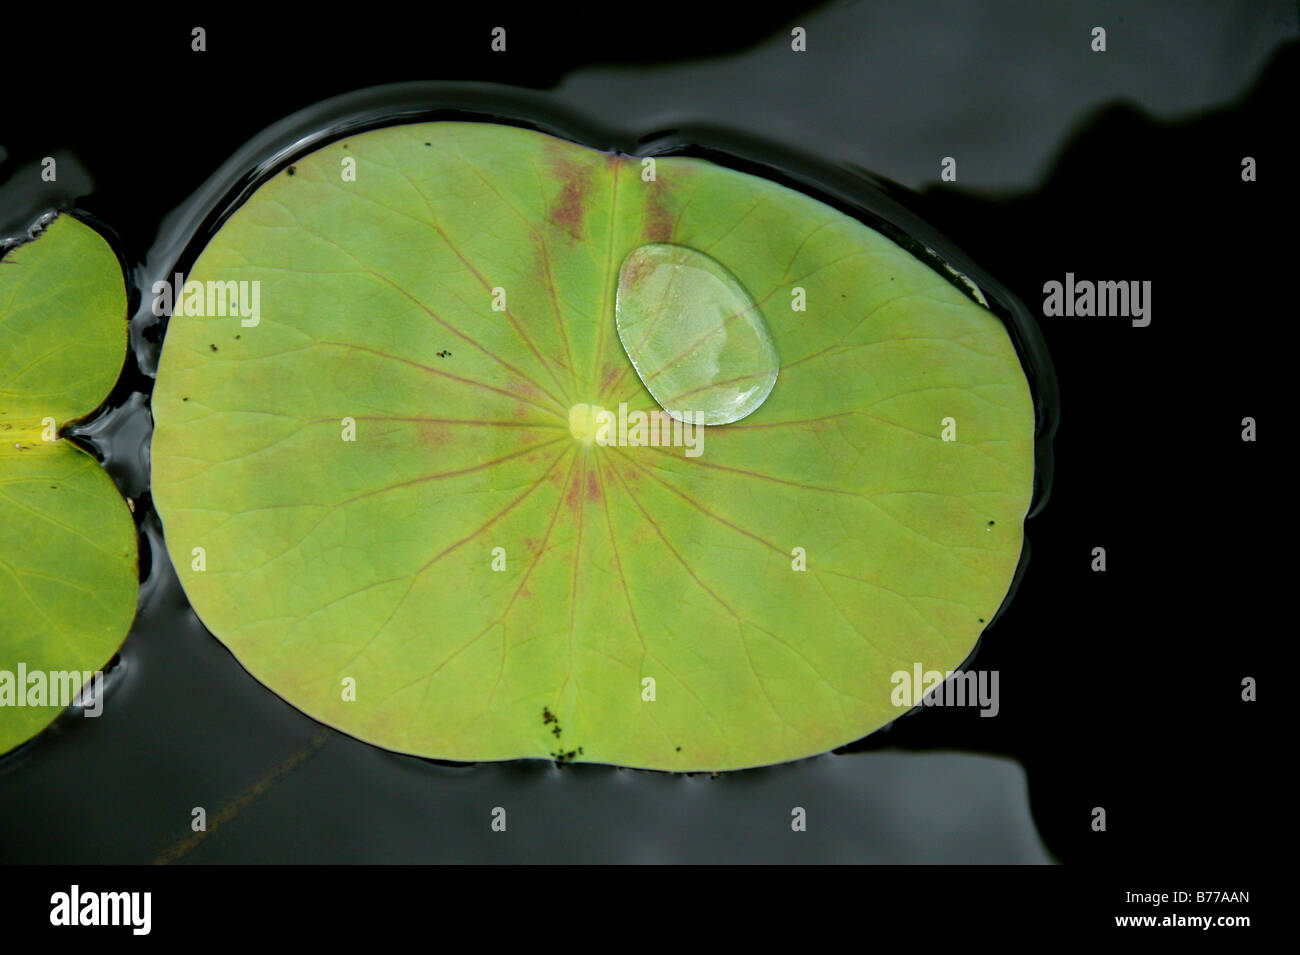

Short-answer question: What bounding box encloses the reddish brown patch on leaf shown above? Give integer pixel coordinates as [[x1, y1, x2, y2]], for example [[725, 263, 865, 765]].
[[566, 476, 583, 512], [512, 378, 543, 402], [599, 363, 622, 391], [586, 471, 602, 503], [416, 421, 450, 449], [546, 146, 592, 241], [644, 185, 674, 242], [619, 251, 655, 295]]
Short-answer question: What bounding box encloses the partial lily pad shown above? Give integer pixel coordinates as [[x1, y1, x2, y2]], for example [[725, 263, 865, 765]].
[[0, 214, 137, 754], [152, 123, 1034, 770]]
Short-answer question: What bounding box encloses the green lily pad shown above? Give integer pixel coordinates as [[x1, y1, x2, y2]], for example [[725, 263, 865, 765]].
[[0, 214, 138, 754], [152, 123, 1034, 770]]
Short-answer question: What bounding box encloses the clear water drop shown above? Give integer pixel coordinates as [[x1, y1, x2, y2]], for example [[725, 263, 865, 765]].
[[615, 243, 778, 425]]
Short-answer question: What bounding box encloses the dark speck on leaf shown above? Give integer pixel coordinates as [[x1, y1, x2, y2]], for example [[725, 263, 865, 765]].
[[287, 165, 296, 176], [676, 746, 681, 752], [182, 397, 189, 402], [988, 520, 995, 526], [209, 344, 218, 352], [424, 142, 431, 147], [978, 618, 985, 623]]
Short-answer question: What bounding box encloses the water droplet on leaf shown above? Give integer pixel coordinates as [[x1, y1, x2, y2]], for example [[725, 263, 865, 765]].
[[615, 243, 778, 425]]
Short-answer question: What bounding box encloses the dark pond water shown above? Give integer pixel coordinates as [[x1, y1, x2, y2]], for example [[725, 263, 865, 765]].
[[0, 2, 1290, 863]]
